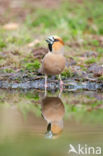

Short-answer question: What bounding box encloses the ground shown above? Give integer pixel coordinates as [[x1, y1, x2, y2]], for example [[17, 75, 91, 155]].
[[0, 0, 103, 83]]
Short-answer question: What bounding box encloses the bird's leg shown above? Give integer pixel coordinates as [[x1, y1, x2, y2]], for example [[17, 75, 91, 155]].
[[45, 75, 48, 96], [59, 74, 63, 87], [45, 75, 48, 88], [59, 74, 63, 93]]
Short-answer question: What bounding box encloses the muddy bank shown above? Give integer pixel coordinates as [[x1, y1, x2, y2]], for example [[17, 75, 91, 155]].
[[0, 79, 103, 91], [0, 72, 103, 91]]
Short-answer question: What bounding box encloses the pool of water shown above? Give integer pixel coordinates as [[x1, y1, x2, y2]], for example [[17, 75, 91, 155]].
[[0, 89, 103, 156]]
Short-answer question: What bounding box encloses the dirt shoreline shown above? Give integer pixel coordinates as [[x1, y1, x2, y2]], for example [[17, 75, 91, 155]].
[[0, 71, 103, 91]]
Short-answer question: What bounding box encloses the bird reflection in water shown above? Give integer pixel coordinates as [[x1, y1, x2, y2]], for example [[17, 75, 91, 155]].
[[41, 96, 65, 139]]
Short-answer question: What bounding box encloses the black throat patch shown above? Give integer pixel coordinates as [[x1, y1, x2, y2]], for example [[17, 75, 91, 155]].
[[48, 44, 52, 52], [47, 123, 51, 131]]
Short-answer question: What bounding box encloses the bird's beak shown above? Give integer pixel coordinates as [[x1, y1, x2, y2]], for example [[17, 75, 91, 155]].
[[45, 38, 53, 44], [45, 39, 50, 44]]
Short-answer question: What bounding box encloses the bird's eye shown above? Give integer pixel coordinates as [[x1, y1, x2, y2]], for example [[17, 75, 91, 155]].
[[54, 39, 59, 42]]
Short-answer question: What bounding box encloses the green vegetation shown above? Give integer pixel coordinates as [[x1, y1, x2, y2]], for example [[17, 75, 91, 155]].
[[98, 76, 103, 81], [61, 68, 74, 78], [24, 60, 41, 72], [0, 38, 6, 49], [97, 47, 103, 54], [91, 40, 99, 47], [85, 57, 96, 64], [0, 0, 103, 73]]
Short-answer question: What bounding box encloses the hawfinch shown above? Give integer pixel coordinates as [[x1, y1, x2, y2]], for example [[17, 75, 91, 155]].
[[41, 96, 65, 138], [42, 35, 66, 92]]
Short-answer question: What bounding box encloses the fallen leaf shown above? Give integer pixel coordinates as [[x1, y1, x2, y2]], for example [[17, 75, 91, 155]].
[[3, 23, 19, 30], [28, 39, 40, 47]]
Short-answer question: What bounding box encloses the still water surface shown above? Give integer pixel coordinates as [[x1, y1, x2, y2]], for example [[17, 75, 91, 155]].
[[0, 89, 103, 156]]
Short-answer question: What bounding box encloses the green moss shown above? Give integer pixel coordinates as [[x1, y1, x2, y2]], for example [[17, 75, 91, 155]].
[[61, 69, 73, 78], [91, 40, 99, 46], [24, 60, 41, 72], [98, 76, 103, 81], [97, 47, 103, 54], [85, 58, 96, 64], [0, 38, 6, 49], [26, 92, 39, 101], [3, 68, 14, 73]]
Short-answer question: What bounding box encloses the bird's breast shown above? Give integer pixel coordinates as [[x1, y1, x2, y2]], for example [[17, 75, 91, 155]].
[[43, 53, 66, 75]]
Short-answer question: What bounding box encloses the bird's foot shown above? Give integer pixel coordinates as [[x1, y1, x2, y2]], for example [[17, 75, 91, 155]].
[[60, 80, 64, 89], [45, 82, 48, 89]]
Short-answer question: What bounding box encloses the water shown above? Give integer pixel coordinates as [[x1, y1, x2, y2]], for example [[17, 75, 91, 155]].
[[0, 89, 103, 156]]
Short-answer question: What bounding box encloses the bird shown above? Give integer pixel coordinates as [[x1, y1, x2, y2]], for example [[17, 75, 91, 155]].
[[42, 35, 66, 93], [41, 96, 65, 138]]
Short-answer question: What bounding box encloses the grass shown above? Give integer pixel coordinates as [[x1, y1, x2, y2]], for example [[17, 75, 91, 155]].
[[24, 60, 41, 72], [85, 57, 97, 64], [0, 38, 6, 49], [91, 39, 99, 46], [96, 47, 103, 54], [0, 0, 103, 75], [61, 68, 74, 78], [98, 76, 103, 81]]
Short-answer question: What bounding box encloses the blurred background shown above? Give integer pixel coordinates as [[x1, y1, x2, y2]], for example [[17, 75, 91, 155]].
[[0, 0, 103, 75]]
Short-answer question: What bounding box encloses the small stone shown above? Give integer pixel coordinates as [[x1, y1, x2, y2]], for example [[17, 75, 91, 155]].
[[83, 51, 98, 57], [88, 64, 103, 76]]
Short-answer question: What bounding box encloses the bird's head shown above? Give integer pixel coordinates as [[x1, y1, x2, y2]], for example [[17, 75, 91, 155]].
[[51, 121, 63, 135], [46, 35, 64, 54], [45, 121, 63, 139]]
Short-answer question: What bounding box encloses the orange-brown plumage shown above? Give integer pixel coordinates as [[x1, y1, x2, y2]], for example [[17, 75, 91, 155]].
[[42, 36, 65, 75], [42, 35, 66, 93], [42, 97, 65, 122], [42, 96, 65, 135], [52, 41, 64, 52], [42, 52, 66, 75]]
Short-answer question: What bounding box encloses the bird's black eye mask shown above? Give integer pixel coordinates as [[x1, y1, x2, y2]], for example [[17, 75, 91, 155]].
[[54, 39, 59, 42], [48, 39, 59, 52]]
